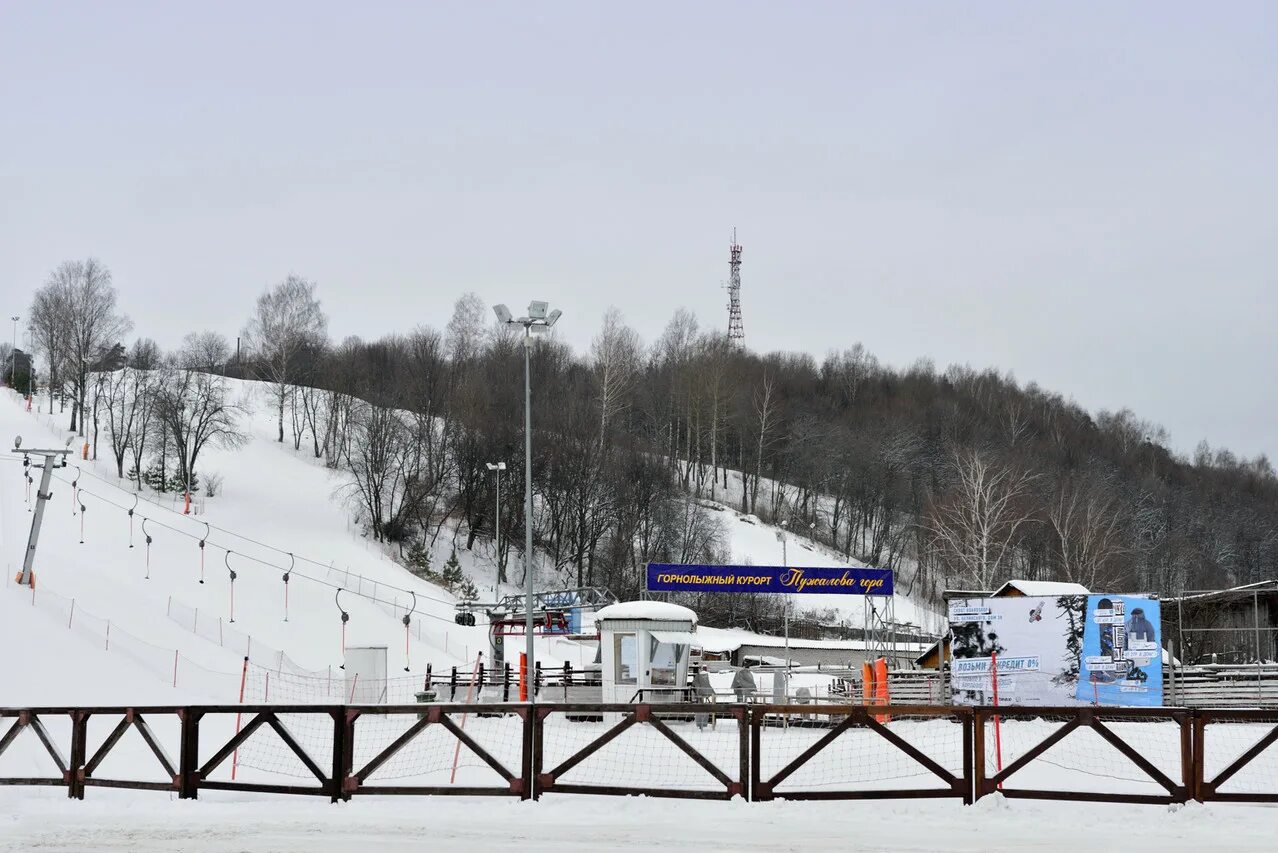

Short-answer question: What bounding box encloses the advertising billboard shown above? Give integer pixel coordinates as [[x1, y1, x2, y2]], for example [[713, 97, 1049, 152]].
[[1075, 595, 1163, 706], [948, 596, 1087, 706]]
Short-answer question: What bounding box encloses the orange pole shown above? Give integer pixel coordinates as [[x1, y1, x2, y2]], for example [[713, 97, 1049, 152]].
[[861, 661, 873, 706], [232, 656, 249, 780], [873, 657, 890, 723], [519, 652, 528, 702]]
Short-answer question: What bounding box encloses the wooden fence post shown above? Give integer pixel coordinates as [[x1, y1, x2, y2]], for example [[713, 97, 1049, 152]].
[[178, 708, 201, 800], [962, 708, 974, 805], [972, 708, 987, 801], [68, 710, 88, 800]]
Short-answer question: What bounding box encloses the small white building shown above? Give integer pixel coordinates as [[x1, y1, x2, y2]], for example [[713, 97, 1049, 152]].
[[595, 601, 697, 703]]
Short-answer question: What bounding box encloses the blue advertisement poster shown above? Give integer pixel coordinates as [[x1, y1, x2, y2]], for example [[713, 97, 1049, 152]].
[[1075, 595, 1163, 706], [646, 563, 893, 596]]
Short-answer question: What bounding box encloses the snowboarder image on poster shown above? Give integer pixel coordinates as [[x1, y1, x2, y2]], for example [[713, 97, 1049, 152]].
[[1126, 607, 1156, 642], [1028, 602, 1044, 622]]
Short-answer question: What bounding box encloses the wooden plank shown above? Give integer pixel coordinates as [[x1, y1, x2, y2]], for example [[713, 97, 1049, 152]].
[[862, 714, 960, 787], [769, 787, 955, 802], [764, 713, 859, 791], [132, 714, 178, 779], [198, 713, 268, 778], [437, 713, 515, 782], [1204, 722, 1278, 794], [988, 718, 1081, 788], [84, 717, 132, 775], [0, 718, 23, 762], [1089, 719, 1180, 796], [1001, 788, 1177, 805], [545, 715, 637, 780], [28, 715, 68, 774], [353, 716, 432, 783], [541, 783, 732, 801], [266, 715, 329, 786], [646, 715, 734, 789]]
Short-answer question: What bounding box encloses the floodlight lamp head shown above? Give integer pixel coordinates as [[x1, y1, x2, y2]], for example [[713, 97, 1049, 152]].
[[527, 300, 548, 321], [493, 304, 513, 324], [12, 435, 20, 449], [545, 309, 562, 328]]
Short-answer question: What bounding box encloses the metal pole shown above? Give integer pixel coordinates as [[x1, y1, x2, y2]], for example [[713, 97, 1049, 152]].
[[18, 450, 68, 585], [781, 533, 789, 674], [1255, 591, 1263, 703], [523, 326, 535, 698], [495, 466, 501, 595]]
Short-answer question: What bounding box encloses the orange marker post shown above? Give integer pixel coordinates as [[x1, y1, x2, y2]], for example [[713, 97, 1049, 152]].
[[873, 657, 890, 723]]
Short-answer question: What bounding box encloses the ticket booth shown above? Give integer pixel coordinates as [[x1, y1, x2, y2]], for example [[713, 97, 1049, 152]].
[[595, 601, 697, 703]]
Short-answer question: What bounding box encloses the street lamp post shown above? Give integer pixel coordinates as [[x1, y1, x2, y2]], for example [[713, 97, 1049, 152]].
[[485, 461, 507, 596], [492, 300, 562, 704], [775, 517, 817, 693]]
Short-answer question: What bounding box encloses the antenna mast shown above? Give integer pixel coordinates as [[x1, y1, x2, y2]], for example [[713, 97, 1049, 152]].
[[726, 229, 744, 348]]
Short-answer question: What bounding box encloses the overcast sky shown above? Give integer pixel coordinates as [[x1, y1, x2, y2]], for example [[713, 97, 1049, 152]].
[[1, 2, 1274, 459]]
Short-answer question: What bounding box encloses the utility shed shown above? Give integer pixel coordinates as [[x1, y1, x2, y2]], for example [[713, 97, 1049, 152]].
[[1164, 580, 1278, 665], [595, 601, 697, 703]]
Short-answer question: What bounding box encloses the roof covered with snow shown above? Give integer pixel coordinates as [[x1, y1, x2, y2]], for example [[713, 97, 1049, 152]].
[[993, 580, 1090, 597], [694, 625, 927, 654], [594, 601, 698, 625]]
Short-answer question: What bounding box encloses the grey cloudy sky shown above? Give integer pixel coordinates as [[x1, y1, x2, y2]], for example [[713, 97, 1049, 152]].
[[2, 2, 1274, 458]]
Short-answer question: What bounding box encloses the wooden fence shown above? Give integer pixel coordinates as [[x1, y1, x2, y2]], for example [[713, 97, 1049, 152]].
[[2, 704, 1277, 805]]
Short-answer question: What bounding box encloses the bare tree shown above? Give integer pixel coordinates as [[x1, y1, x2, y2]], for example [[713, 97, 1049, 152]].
[[749, 372, 779, 515], [154, 360, 248, 492], [44, 259, 132, 434], [925, 449, 1039, 590], [242, 275, 327, 442], [444, 292, 488, 364], [179, 331, 231, 372], [28, 284, 71, 415], [590, 307, 642, 448], [1049, 477, 1129, 589]]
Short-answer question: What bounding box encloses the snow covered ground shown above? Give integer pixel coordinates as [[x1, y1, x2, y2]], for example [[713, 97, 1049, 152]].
[[1, 790, 1274, 852]]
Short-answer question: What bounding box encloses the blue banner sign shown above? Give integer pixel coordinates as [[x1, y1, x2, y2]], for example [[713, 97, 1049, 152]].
[[646, 563, 893, 596]]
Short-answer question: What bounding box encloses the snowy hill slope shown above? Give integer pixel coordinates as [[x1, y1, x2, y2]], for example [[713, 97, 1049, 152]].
[[1, 375, 939, 713]]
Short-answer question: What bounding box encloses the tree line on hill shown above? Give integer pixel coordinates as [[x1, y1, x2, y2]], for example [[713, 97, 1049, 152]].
[[20, 259, 1278, 630]]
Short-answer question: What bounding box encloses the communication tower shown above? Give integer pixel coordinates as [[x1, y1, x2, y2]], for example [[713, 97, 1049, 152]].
[[726, 231, 744, 348]]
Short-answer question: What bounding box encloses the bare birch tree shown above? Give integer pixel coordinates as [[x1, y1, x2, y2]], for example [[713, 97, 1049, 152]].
[[590, 307, 642, 448], [925, 449, 1038, 590], [242, 275, 327, 442]]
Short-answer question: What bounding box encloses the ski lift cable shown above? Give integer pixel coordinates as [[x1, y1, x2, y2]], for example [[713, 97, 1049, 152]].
[[54, 466, 454, 607], [61, 479, 466, 627]]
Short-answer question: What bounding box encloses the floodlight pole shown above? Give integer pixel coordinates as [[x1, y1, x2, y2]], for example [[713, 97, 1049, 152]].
[[778, 521, 790, 686], [522, 327, 534, 690], [15, 448, 71, 586], [493, 300, 561, 712]]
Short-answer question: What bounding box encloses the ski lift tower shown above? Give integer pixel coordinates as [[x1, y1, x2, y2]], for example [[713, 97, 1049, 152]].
[[12, 435, 72, 587], [863, 584, 898, 667]]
